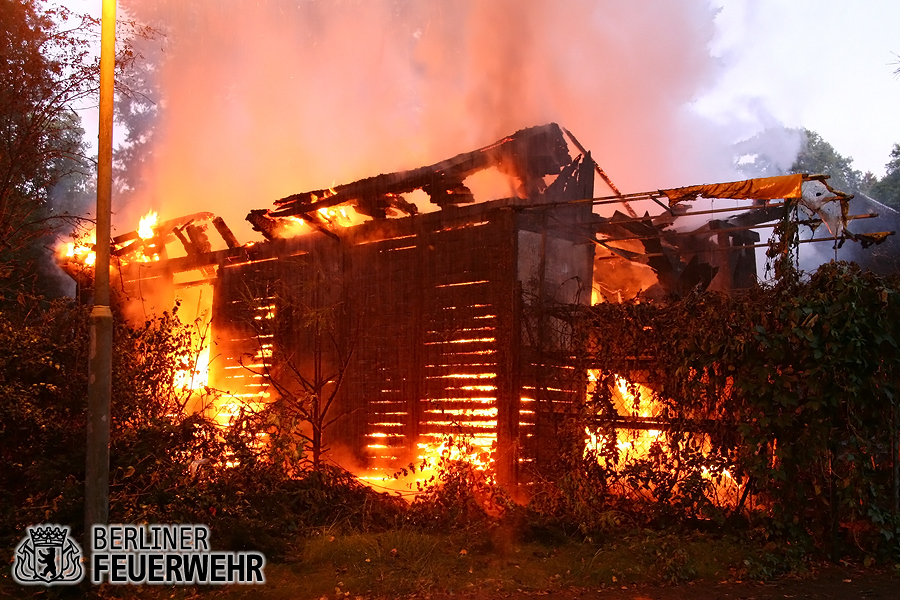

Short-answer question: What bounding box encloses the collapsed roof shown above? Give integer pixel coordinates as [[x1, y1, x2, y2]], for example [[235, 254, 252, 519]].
[[239, 123, 889, 296]]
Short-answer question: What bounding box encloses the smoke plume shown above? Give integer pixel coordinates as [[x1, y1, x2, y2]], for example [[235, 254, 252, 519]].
[[115, 0, 735, 242]]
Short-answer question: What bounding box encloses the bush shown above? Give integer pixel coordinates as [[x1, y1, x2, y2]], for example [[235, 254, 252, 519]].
[[0, 296, 404, 560], [552, 261, 900, 558]]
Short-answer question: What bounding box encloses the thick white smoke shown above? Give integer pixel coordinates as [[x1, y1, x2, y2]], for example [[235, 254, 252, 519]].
[[115, 0, 738, 242]]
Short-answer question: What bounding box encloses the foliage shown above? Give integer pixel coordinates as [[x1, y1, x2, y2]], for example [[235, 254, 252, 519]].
[[789, 129, 865, 194], [732, 128, 900, 209], [0, 297, 217, 543], [407, 436, 512, 531], [0, 293, 403, 566], [0, 0, 158, 300], [732, 127, 868, 196], [0, 0, 96, 297], [111, 18, 163, 203], [0, 298, 89, 543], [551, 261, 900, 559], [4, 259, 900, 579], [869, 143, 900, 209]]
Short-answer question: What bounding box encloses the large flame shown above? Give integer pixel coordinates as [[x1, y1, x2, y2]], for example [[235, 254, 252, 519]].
[[59, 211, 223, 430]]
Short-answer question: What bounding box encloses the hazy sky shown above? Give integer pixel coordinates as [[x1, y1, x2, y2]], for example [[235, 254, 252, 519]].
[[697, 0, 900, 176]]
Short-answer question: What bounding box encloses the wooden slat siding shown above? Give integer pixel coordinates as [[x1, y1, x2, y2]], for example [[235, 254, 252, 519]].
[[344, 231, 413, 467], [423, 360, 499, 373], [410, 210, 507, 468], [204, 194, 598, 481], [343, 212, 435, 469], [495, 257, 521, 486], [209, 259, 279, 407], [423, 351, 498, 364]]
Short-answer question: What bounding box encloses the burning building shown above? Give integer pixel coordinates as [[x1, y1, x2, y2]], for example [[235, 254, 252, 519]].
[[59, 123, 885, 485]]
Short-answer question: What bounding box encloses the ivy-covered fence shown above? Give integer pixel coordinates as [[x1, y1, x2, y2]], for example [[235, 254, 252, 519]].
[[544, 262, 900, 557]]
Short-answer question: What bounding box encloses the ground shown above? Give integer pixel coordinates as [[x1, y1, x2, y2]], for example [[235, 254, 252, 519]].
[[430, 566, 899, 600], [0, 564, 897, 599], [2, 533, 897, 599]]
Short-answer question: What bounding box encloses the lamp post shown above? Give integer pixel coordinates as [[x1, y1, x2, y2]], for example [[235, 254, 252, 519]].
[[85, 0, 116, 557]]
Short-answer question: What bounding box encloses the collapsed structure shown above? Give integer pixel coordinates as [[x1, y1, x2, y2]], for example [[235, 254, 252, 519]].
[[60, 123, 888, 484]]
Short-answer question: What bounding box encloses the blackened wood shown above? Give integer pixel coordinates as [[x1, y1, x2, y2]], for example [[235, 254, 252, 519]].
[[213, 217, 241, 249], [268, 123, 571, 219]]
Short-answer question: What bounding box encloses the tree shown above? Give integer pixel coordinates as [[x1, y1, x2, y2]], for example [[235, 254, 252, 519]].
[[732, 127, 806, 179], [112, 31, 162, 202], [732, 127, 867, 196], [733, 128, 867, 194], [0, 1, 155, 301], [238, 268, 358, 473], [269, 274, 356, 472], [868, 143, 900, 209], [788, 129, 864, 194], [0, 0, 98, 298]]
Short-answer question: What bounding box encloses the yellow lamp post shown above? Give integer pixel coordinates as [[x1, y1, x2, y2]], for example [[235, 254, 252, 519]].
[[85, 0, 116, 556]]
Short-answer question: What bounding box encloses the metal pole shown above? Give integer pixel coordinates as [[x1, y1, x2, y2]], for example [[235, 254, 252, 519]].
[[85, 0, 115, 561]]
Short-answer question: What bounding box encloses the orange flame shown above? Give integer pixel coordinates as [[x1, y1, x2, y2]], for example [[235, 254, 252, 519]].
[[585, 372, 741, 506], [61, 230, 96, 267], [138, 210, 158, 239]]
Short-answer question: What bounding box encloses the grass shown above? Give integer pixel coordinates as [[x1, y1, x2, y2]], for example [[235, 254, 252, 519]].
[[31, 527, 796, 600]]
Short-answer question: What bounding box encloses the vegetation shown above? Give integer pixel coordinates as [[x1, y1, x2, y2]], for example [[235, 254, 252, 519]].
[[2, 261, 899, 597], [870, 144, 900, 209], [734, 127, 900, 208], [0, 0, 154, 300], [563, 261, 900, 562], [0, 0, 96, 298], [240, 270, 358, 473]]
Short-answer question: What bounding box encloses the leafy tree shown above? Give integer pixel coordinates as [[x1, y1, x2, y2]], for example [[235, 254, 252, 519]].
[[788, 129, 864, 194], [112, 30, 162, 202], [0, 1, 157, 301], [732, 127, 806, 179], [868, 143, 900, 209], [732, 127, 867, 196], [0, 0, 98, 298]]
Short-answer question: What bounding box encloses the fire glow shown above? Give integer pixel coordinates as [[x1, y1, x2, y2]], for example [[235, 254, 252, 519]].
[[57, 209, 239, 429], [138, 210, 158, 239], [63, 230, 96, 267], [585, 372, 741, 506]]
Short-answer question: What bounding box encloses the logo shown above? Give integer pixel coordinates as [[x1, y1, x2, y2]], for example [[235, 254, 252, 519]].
[[11, 523, 266, 586], [90, 524, 265, 585], [13, 525, 84, 586]]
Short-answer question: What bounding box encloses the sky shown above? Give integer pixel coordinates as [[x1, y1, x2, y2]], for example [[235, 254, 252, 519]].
[[67, 0, 900, 238], [697, 0, 900, 177]]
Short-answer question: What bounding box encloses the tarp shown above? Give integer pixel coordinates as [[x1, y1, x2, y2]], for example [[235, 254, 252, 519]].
[[661, 174, 805, 204]]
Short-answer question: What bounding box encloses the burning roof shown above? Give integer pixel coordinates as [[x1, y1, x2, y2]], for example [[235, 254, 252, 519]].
[[59, 122, 891, 303], [246, 123, 575, 240]]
